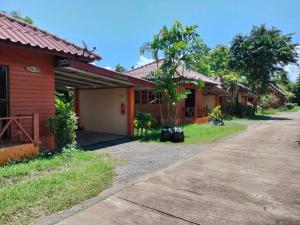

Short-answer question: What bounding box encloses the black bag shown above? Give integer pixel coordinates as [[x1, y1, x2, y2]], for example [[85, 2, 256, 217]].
[[212, 118, 224, 126], [160, 126, 173, 142], [171, 127, 184, 142]]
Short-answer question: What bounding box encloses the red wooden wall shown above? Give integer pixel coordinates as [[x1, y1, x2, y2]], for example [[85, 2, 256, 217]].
[[0, 45, 55, 149]]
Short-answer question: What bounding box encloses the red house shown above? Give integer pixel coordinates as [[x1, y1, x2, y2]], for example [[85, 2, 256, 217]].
[[0, 13, 152, 164], [125, 61, 228, 124]]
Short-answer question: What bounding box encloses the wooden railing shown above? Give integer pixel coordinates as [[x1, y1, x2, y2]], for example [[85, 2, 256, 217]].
[[0, 113, 39, 147], [184, 106, 209, 118]]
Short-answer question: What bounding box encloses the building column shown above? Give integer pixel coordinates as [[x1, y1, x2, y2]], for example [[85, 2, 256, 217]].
[[127, 87, 135, 137]]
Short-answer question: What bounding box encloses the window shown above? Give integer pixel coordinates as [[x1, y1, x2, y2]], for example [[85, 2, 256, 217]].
[[148, 91, 155, 104], [0, 65, 9, 138], [135, 91, 140, 104], [156, 92, 162, 104], [134, 90, 163, 104], [0, 66, 9, 117], [141, 90, 148, 104]]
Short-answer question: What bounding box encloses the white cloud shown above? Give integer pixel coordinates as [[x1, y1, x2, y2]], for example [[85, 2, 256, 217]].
[[104, 66, 112, 70], [136, 55, 154, 67], [284, 45, 300, 81], [89, 61, 96, 66]]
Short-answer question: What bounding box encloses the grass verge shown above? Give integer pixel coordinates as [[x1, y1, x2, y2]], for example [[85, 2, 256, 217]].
[[0, 150, 114, 225], [257, 106, 300, 115], [135, 122, 246, 144]]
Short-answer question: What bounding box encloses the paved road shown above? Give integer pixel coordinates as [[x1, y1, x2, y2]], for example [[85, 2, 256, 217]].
[[57, 111, 300, 225]]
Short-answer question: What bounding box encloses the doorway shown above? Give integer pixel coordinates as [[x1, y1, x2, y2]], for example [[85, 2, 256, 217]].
[[185, 89, 195, 116]]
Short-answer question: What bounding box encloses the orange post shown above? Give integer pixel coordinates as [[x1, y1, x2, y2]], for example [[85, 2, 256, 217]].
[[127, 87, 135, 137], [33, 112, 39, 147]]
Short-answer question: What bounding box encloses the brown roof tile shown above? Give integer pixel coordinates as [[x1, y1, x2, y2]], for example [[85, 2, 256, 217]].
[[0, 12, 100, 61], [125, 60, 218, 85]]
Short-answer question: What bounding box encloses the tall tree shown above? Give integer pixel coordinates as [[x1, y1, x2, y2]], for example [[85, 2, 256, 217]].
[[208, 45, 239, 88], [2, 10, 34, 24], [229, 25, 298, 98], [114, 63, 127, 73], [140, 21, 205, 126]]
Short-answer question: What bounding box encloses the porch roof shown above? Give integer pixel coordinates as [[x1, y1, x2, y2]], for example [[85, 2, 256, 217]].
[[203, 84, 230, 96], [55, 59, 155, 90]]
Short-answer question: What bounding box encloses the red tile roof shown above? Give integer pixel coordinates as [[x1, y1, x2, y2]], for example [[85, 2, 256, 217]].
[[125, 60, 219, 85], [0, 12, 100, 61]]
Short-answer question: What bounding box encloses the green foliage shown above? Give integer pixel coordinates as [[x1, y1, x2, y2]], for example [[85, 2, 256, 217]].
[[140, 21, 205, 126], [258, 95, 275, 113], [230, 25, 298, 96], [227, 102, 255, 118], [114, 63, 127, 73], [48, 107, 78, 149], [284, 102, 297, 110], [208, 105, 223, 120], [55, 91, 74, 114], [293, 74, 300, 105], [134, 112, 152, 136], [2, 10, 34, 24], [0, 150, 113, 225]]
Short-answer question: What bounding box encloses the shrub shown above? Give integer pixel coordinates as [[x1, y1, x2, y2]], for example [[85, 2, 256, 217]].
[[245, 105, 255, 117], [48, 108, 78, 149], [208, 105, 222, 120], [284, 102, 296, 110], [134, 112, 152, 136], [259, 95, 275, 112]]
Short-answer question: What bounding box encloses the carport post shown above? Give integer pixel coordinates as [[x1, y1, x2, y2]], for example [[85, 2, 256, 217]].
[[127, 87, 135, 137]]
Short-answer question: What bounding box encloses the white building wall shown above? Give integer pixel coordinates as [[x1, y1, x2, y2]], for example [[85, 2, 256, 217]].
[[79, 88, 128, 135]]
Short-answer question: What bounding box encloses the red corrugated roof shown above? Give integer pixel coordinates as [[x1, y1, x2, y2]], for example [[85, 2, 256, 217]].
[[0, 12, 100, 61], [125, 60, 219, 85]]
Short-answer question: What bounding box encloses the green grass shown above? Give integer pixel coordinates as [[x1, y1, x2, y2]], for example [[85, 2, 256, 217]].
[[257, 106, 300, 115], [136, 122, 246, 144], [0, 150, 114, 225]]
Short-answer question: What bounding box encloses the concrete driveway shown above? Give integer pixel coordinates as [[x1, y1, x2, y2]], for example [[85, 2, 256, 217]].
[[57, 111, 300, 225]]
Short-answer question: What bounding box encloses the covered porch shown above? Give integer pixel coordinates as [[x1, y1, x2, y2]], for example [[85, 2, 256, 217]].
[[183, 83, 229, 123], [55, 59, 154, 140]]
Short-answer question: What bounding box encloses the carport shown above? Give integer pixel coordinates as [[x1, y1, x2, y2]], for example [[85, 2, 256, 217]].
[[55, 59, 154, 145]]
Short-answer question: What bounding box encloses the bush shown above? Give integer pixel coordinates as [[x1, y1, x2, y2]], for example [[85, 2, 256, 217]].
[[134, 112, 152, 136], [48, 109, 78, 149], [208, 105, 222, 120], [284, 102, 297, 110], [259, 95, 275, 112], [226, 102, 255, 118], [245, 105, 255, 117]]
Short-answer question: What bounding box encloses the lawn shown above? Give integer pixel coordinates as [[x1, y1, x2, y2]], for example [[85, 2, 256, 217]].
[[0, 150, 114, 225], [136, 122, 246, 144], [257, 106, 300, 115]]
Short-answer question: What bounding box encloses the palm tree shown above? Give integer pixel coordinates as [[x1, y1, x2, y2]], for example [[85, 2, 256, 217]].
[[140, 21, 205, 126]]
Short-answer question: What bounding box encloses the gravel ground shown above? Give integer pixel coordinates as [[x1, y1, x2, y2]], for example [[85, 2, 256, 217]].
[[88, 121, 252, 184], [99, 141, 211, 183]]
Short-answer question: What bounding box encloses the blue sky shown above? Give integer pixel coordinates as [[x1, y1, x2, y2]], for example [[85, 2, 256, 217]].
[[1, 0, 300, 80]]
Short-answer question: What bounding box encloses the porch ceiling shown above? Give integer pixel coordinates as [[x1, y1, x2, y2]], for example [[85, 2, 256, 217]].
[[54, 59, 154, 90], [55, 67, 132, 90]]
